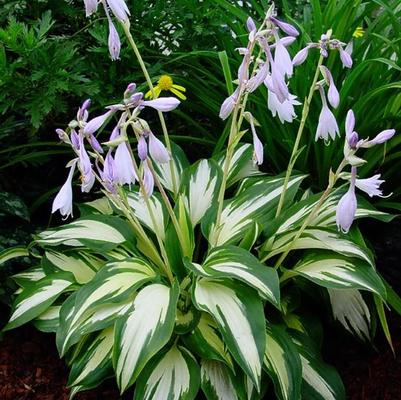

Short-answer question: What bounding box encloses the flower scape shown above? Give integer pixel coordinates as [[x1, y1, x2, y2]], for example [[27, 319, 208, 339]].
[[2, 1, 399, 400]]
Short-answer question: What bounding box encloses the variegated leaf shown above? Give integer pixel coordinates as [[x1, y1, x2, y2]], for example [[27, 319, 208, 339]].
[[114, 283, 179, 392], [12, 266, 46, 287], [264, 324, 302, 400], [34, 305, 61, 333], [5, 272, 75, 330], [201, 360, 238, 400], [0, 246, 29, 265], [152, 141, 189, 194], [68, 327, 114, 391], [185, 245, 280, 307], [57, 258, 156, 355], [127, 190, 168, 240], [193, 278, 265, 390], [183, 312, 233, 369], [291, 332, 345, 400], [204, 174, 305, 247], [182, 159, 222, 226], [44, 251, 97, 284], [328, 288, 371, 341], [79, 197, 113, 216], [37, 215, 132, 250], [292, 252, 386, 297], [134, 345, 200, 400], [262, 227, 373, 266]]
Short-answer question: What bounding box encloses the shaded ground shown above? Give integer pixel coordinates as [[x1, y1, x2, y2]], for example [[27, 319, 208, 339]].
[[0, 218, 400, 399]]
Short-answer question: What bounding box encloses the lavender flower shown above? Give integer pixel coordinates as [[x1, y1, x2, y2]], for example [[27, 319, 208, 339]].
[[339, 48, 353, 68], [84, 0, 98, 17], [250, 123, 263, 165], [270, 16, 299, 37], [77, 99, 91, 121], [106, 0, 130, 23], [52, 160, 77, 219], [78, 136, 95, 192], [274, 34, 293, 77], [267, 90, 301, 124], [270, 36, 296, 49], [148, 132, 170, 164], [142, 160, 154, 197], [70, 130, 80, 150], [142, 97, 180, 112], [56, 129, 68, 142], [321, 66, 339, 108], [84, 110, 115, 135], [246, 17, 257, 33], [114, 142, 137, 185], [101, 150, 116, 193], [269, 65, 290, 103], [336, 167, 357, 233], [87, 133, 104, 154], [362, 129, 396, 147], [246, 63, 268, 93], [315, 87, 339, 141], [355, 174, 385, 197], [345, 109, 356, 140], [219, 88, 239, 120], [292, 45, 311, 66], [137, 135, 148, 161], [108, 20, 121, 60]]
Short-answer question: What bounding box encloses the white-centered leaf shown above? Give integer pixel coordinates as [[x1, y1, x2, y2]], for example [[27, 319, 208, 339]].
[[193, 278, 265, 389], [201, 360, 238, 400], [328, 288, 371, 341], [114, 282, 179, 392], [182, 159, 222, 226], [57, 258, 156, 355], [293, 252, 386, 297], [185, 245, 280, 307], [34, 305, 61, 333], [5, 272, 74, 330], [264, 324, 302, 400], [134, 345, 200, 400], [0, 246, 29, 265]]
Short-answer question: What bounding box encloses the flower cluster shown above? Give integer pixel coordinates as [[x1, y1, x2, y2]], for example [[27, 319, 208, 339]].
[[336, 109, 395, 232], [52, 83, 180, 219], [84, 0, 130, 60]]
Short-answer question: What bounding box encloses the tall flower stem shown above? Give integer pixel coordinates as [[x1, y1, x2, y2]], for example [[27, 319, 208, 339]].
[[275, 54, 324, 218], [271, 157, 347, 268], [122, 22, 178, 195]]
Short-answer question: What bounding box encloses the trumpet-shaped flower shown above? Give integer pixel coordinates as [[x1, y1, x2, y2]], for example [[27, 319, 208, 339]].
[[363, 129, 396, 147], [321, 66, 339, 108], [148, 132, 170, 164], [114, 141, 137, 186], [142, 97, 180, 112], [270, 16, 299, 37], [84, 0, 98, 17], [219, 88, 240, 120], [142, 160, 154, 197], [106, 0, 130, 22], [84, 110, 115, 135], [336, 167, 357, 233], [274, 35, 293, 77], [78, 136, 95, 192], [339, 48, 353, 68], [52, 160, 77, 219], [316, 87, 339, 141], [267, 90, 301, 124], [101, 150, 116, 193], [137, 135, 148, 161], [246, 63, 268, 93], [108, 20, 121, 60], [292, 45, 311, 66], [355, 174, 385, 197]]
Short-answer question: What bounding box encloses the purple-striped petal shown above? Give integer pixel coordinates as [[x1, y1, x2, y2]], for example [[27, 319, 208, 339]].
[[108, 20, 121, 61]]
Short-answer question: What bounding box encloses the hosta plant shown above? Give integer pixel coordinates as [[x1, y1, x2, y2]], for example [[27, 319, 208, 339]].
[[2, 2, 399, 399]]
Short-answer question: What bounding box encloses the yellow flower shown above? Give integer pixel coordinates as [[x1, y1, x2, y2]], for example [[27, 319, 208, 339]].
[[353, 26, 364, 38], [145, 75, 187, 100]]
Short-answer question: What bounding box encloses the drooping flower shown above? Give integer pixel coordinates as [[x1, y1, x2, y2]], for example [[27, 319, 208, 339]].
[[246, 62, 268, 93], [148, 132, 170, 164], [106, 0, 130, 22], [315, 87, 339, 141], [52, 160, 77, 219], [321, 66, 339, 108], [83, 0, 98, 17], [137, 135, 148, 161], [270, 16, 299, 37], [145, 75, 187, 100], [355, 174, 386, 197], [274, 33, 293, 77], [336, 167, 357, 233], [114, 141, 137, 186], [108, 20, 121, 60], [219, 88, 240, 120], [78, 136, 95, 192], [339, 48, 353, 68], [70, 130, 80, 150], [267, 89, 301, 124], [269, 64, 290, 103], [101, 150, 116, 193], [142, 160, 155, 197]]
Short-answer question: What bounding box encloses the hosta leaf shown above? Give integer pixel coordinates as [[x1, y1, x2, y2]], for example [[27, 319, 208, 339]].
[[185, 245, 280, 307], [134, 345, 200, 400], [201, 360, 238, 400], [152, 141, 189, 194], [34, 305, 61, 333], [114, 282, 179, 392], [12, 266, 46, 287], [181, 159, 222, 226], [5, 272, 75, 330], [291, 332, 345, 400], [44, 251, 97, 284], [183, 312, 233, 369], [216, 143, 260, 187], [68, 327, 114, 392], [204, 174, 305, 247], [328, 288, 371, 341], [193, 278, 265, 390], [37, 215, 132, 250], [292, 252, 386, 297], [57, 258, 156, 355], [79, 197, 113, 216], [0, 246, 29, 266], [127, 190, 168, 240], [262, 227, 373, 266], [264, 324, 302, 400]]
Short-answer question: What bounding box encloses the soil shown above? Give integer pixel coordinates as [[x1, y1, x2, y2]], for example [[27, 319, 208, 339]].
[[0, 218, 400, 399]]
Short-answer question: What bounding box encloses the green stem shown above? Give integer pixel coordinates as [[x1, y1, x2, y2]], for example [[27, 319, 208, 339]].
[[275, 55, 324, 218], [122, 22, 178, 196], [271, 158, 348, 268]]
